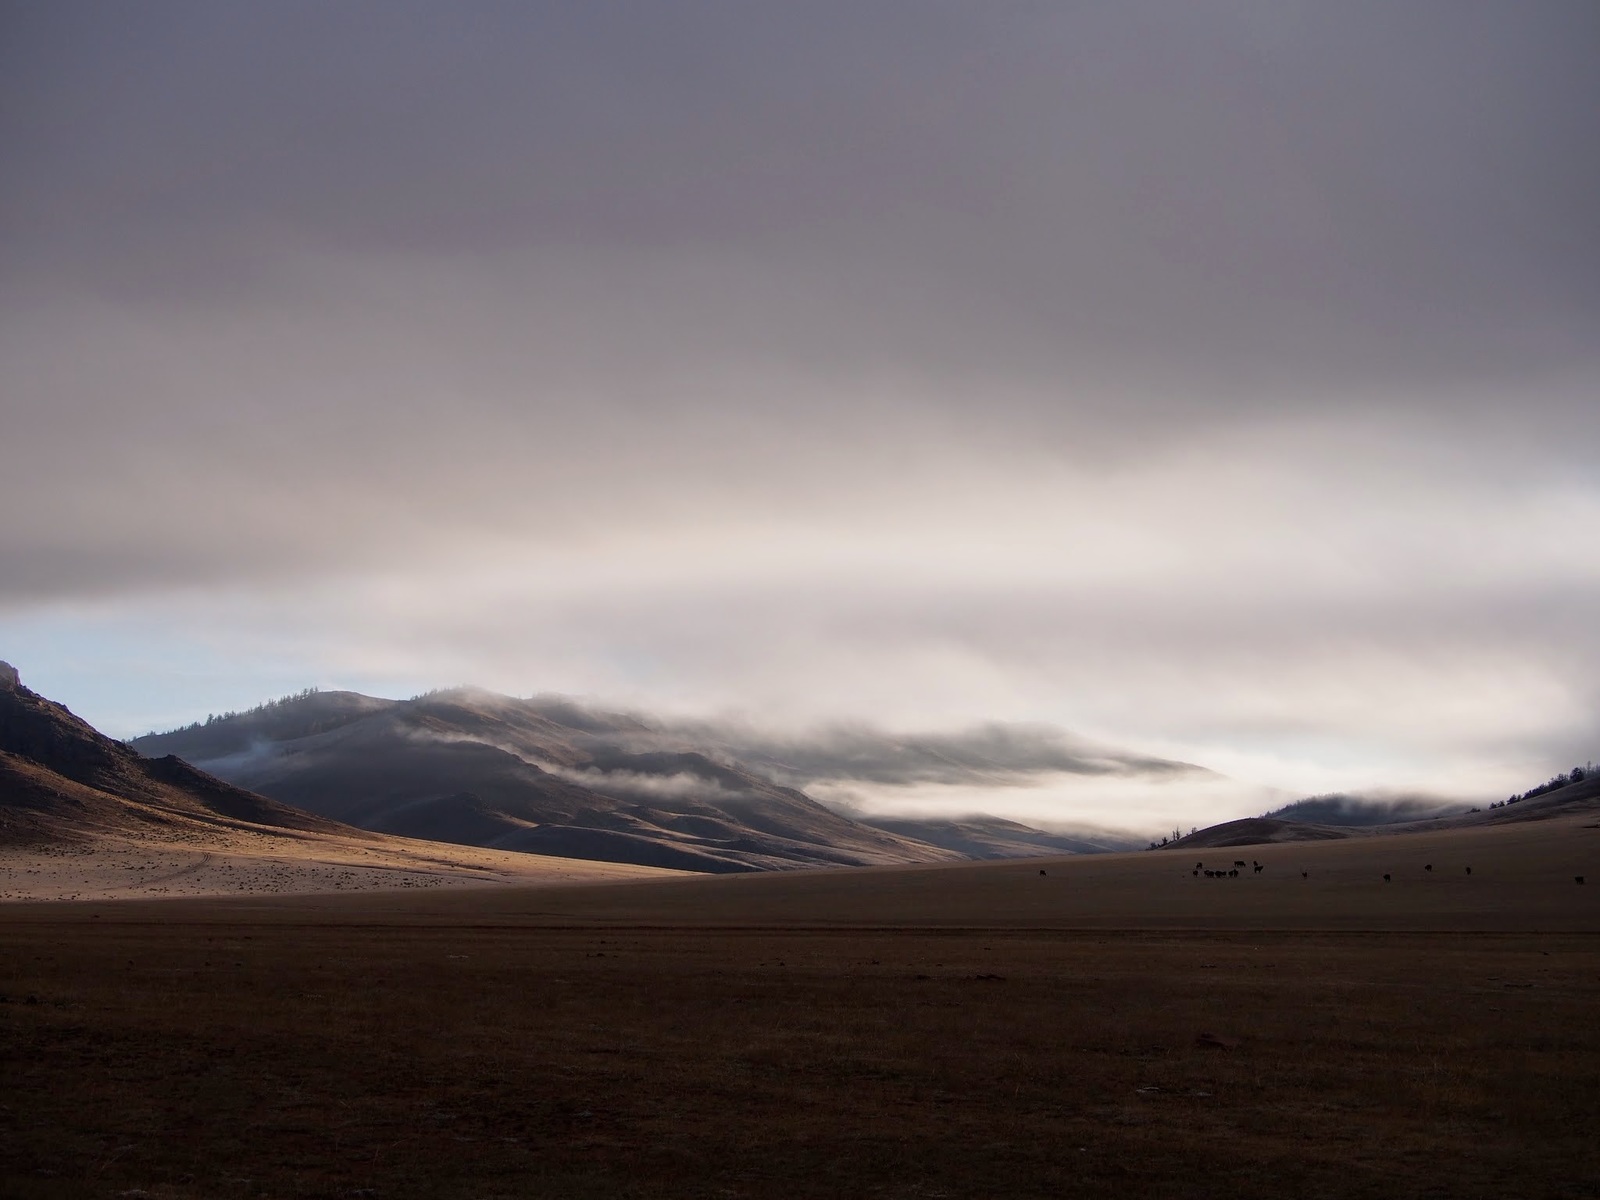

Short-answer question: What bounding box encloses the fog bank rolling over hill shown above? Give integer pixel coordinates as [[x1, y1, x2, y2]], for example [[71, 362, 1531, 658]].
[[134, 689, 958, 871], [133, 688, 1172, 870], [0, 663, 687, 898]]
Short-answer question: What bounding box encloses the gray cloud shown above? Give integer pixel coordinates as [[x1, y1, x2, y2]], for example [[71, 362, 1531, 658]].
[[2, 3, 1597, 822], [564, 712, 1207, 790], [6, 3, 1597, 407]]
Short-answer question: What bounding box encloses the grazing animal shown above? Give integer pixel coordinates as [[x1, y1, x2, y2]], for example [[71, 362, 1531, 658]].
[[1192, 870, 1199, 877], [1039, 869, 1047, 876], [1578, 876, 1586, 885], [1253, 864, 1264, 874], [1425, 864, 1433, 872], [1383, 873, 1391, 882], [1301, 871, 1308, 879], [1196, 862, 1204, 870], [1234, 860, 1247, 868], [1228, 868, 1239, 878], [1466, 866, 1472, 875]]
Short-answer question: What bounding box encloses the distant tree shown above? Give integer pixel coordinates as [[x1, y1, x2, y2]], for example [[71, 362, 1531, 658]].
[[1504, 760, 1597, 806]]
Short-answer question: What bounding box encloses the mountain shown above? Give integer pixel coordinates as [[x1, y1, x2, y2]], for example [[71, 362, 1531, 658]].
[[0, 662, 345, 844], [1172, 771, 1600, 850], [133, 687, 966, 872]]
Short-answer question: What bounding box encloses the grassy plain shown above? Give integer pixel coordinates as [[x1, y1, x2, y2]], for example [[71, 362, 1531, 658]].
[[0, 828, 678, 903], [4, 813, 1599, 1199]]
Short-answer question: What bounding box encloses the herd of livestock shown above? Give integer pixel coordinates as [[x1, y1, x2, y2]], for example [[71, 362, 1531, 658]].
[[1189, 859, 1586, 885]]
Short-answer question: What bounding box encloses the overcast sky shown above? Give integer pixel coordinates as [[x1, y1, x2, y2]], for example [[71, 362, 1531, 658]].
[[3, 2, 1597, 832]]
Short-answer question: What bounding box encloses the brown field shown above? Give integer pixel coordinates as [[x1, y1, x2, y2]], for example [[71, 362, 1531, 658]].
[[0, 828, 679, 904], [4, 813, 1600, 1198]]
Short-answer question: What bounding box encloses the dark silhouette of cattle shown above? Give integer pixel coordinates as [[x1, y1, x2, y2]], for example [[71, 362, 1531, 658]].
[[1228, 868, 1239, 878], [1192, 870, 1199, 877], [1425, 864, 1433, 872], [1465, 866, 1472, 875], [1253, 863, 1264, 874], [1196, 862, 1204, 870], [1039, 869, 1047, 876], [1578, 876, 1587, 885], [1383, 873, 1391, 882], [1234, 860, 1247, 868], [1301, 871, 1308, 879]]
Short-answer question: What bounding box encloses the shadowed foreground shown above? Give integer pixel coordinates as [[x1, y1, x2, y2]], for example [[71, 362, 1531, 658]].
[[5, 914, 1600, 1197], [4, 817, 1599, 1197]]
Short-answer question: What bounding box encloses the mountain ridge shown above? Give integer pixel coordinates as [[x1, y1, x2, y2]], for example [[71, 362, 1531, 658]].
[[1171, 773, 1600, 850], [133, 686, 970, 872], [0, 662, 349, 844]]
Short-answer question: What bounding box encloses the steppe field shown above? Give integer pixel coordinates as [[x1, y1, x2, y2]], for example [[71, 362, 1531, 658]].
[[5, 813, 1599, 1200]]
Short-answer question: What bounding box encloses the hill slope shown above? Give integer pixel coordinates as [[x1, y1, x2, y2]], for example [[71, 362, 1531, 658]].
[[134, 688, 965, 872], [857, 814, 1139, 858], [0, 663, 346, 844], [0, 663, 692, 897], [1172, 773, 1600, 851]]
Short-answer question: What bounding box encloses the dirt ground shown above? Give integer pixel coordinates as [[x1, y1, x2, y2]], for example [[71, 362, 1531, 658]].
[[3, 813, 1599, 1198], [0, 829, 677, 902]]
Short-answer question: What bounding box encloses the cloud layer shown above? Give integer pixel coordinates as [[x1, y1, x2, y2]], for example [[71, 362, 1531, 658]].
[[2, 3, 1597, 825]]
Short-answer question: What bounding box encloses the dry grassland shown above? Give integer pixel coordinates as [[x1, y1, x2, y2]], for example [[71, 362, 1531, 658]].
[[0, 830, 679, 903], [3, 814, 1599, 1198]]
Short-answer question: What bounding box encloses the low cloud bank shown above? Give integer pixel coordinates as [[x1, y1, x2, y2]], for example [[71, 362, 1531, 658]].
[[516, 700, 1241, 835], [549, 710, 1208, 791], [1263, 794, 1470, 827], [541, 763, 754, 805]]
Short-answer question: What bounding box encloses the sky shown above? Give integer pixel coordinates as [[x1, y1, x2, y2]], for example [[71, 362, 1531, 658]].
[[3, 2, 1597, 834]]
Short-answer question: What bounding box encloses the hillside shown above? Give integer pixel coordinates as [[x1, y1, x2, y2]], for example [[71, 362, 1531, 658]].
[[0, 663, 692, 897], [1172, 771, 1600, 851], [1261, 794, 1468, 826], [0, 662, 346, 844], [134, 687, 967, 872], [857, 814, 1139, 858], [1167, 816, 1357, 849]]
